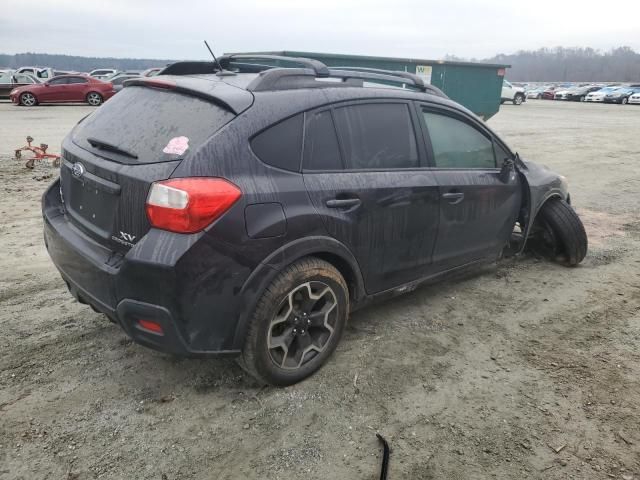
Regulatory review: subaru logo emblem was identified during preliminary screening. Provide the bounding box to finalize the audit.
[71,162,85,178]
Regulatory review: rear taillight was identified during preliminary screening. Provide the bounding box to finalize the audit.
[146,178,241,233]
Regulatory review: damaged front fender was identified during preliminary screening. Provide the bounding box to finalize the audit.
[515,157,569,253]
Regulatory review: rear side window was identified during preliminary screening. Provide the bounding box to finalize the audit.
[251,114,303,171]
[332,103,419,170]
[422,111,496,169]
[72,86,235,164]
[67,77,88,84]
[303,110,343,171]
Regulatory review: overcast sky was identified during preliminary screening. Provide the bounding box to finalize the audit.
[2,0,638,60]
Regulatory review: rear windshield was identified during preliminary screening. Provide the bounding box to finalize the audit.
[72,86,235,164]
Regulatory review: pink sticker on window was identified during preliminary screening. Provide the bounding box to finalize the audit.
[163,136,189,155]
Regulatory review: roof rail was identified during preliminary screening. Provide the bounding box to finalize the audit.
[330,67,446,97]
[221,54,330,77]
[333,66,427,89]
[246,65,447,97]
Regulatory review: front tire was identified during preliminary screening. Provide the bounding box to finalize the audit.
[86,92,103,106]
[240,258,349,386]
[621,97,628,105]
[20,92,37,106]
[532,198,587,266]
[513,94,524,105]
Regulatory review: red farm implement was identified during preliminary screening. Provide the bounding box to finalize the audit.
[14,136,61,169]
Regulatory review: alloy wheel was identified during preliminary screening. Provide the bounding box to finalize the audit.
[267,281,338,370]
[21,93,36,106]
[87,93,102,106]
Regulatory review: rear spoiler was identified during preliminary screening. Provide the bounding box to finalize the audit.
[123,76,253,115]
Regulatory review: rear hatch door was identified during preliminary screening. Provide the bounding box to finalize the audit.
[61,79,252,252]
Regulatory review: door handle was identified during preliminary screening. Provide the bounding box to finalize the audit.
[442,192,464,205]
[326,198,361,209]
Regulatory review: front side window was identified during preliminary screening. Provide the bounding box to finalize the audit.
[332,103,419,170]
[423,111,496,169]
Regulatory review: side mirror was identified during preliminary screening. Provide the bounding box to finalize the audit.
[44,82,50,87]
[499,157,516,183]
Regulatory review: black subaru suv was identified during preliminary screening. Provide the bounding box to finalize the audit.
[42,55,587,386]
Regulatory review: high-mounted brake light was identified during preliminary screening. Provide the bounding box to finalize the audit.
[146,178,242,234]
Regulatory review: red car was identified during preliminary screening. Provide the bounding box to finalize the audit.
[542,86,561,100]
[10,74,115,107]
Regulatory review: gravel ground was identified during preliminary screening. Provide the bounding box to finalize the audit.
[0,99,639,480]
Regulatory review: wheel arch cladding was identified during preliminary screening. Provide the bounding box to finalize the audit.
[309,251,360,306]
[231,238,366,350]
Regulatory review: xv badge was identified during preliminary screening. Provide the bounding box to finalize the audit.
[120,231,136,242]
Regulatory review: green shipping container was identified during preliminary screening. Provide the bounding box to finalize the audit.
[234,51,510,120]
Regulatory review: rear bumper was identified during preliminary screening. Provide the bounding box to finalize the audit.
[42,179,245,357]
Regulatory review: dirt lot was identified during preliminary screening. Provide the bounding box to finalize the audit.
[1,99,639,480]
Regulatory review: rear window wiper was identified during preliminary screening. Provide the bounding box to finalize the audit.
[87,137,138,159]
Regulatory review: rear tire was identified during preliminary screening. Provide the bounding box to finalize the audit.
[621,97,628,105]
[86,92,103,106]
[240,258,349,386]
[513,94,524,105]
[532,198,587,266]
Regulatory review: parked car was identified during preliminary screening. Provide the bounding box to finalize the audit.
[107,71,141,80]
[89,69,117,80]
[15,66,54,79]
[604,87,640,104]
[10,74,115,106]
[585,86,622,103]
[542,86,560,99]
[565,85,602,101]
[141,68,162,77]
[109,73,140,92]
[42,56,587,386]
[628,92,640,104]
[501,80,526,105]
[0,73,40,98]
[526,87,547,99]
[553,88,574,100]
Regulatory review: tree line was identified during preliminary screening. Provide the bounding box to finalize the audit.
[459,47,640,82]
[0,52,178,72]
